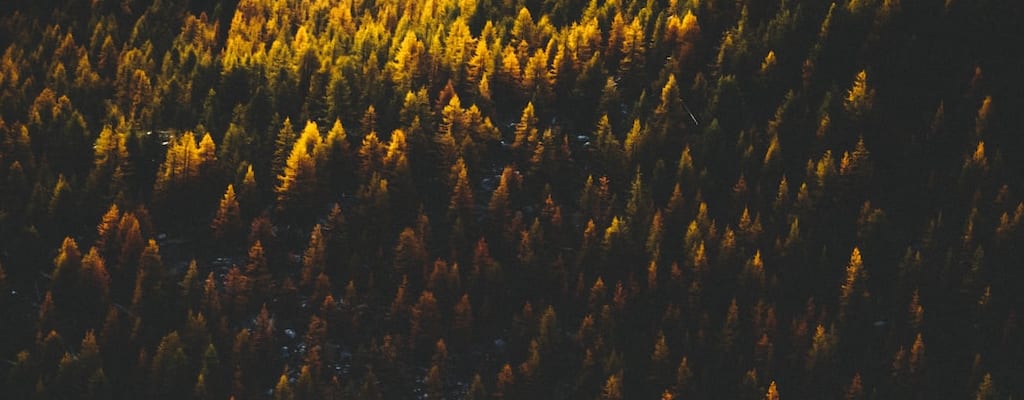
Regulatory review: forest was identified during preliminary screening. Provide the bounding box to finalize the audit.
[0,0,1022,398]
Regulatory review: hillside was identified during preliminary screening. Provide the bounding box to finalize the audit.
[1,0,1022,398]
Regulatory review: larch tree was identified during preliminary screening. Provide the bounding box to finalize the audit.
[909,333,926,375]
[466,373,487,400]
[180,260,202,309]
[496,363,515,398]
[498,43,523,94]
[360,367,383,400]
[394,226,428,278]
[740,250,766,291]
[87,124,129,202]
[301,224,326,287]
[449,157,475,220]
[974,96,992,137]
[48,174,73,219]
[844,70,875,122]
[489,165,517,241]
[651,330,670,367]
[238,164,258,216]
[149,331,190,400]
[201,272,221,323]
[761,50,778,76]
[623,119,647,165]
[246,240,272,303]
[512,102,539,164]
[603,216,629,265]
[839,136,873,182]
[594,114,626,181]
[425,364,443,399]
[625,168,652,235]
[223,266,251,323]
[131,240,167,333]
[154,132,200,198]
[617,16,645,78]
[388,31,425,95]
[95,204,121,258]
[273,372,294,400]
[211,184,242,241]
[845,373,864,400]
[80,247,111,324]
[974,373,995,400]
[50,237,83,331]
[806,324,837,372]
[765,381,780,400]
[600,372,624,400]
[839,247,869,321]
[663,11,701,68]
[118,212,145,274]
[358,130,387,178]
[409,290,440,349]
[276,124,319,217]
[453,293,474,343]
[272,118,297,180]
[720,298,740,353]
[52,236,83,293]
[322,118,352,193]
[197,132,218,178]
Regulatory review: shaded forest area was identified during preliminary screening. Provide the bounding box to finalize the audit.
[1,0,1023,398]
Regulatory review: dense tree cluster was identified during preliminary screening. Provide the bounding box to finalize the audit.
[1,0,1023,398]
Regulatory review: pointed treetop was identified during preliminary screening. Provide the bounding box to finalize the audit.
[765,381,780,400]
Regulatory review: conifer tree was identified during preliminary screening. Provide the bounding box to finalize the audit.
[273,370,294,400]
[301,224,326,287]
[410,290,440,349]
[594,114,626,181]
[765,381,780,400]
[974,373,995,400]
[453,293,474,343]
[360,368,383,400]
[600,372,624,400]
[211,184,242,241]
[273,118,297,180]
[276,123,319,217]
[839,247,869,321]
[844,70,875,122]
[496,363,515,398]
[150,331,190,400]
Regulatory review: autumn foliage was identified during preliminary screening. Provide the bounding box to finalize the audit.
[0,0,1022,399]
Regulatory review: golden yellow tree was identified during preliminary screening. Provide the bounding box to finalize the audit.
[765,381,780,400]
[211,184,242,240]
[844,70,875,121]
[839,247,869,319]
[276,123,319,215]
